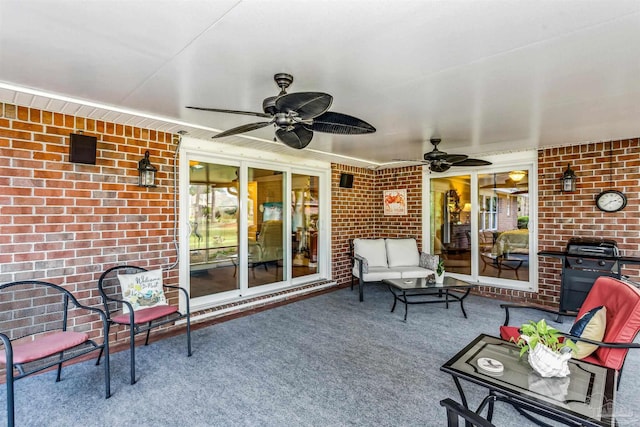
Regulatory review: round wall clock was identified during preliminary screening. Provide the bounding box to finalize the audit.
[595,190,627,212]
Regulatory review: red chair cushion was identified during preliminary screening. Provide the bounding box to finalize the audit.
[112,304,179,325]
[0,331,89,365]
[576,276,640,371]
[500,325,521,343]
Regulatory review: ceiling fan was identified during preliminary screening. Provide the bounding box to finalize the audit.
[396,138,492,172]
[186,73,376,149]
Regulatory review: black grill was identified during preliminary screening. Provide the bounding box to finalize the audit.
[561,238,620,312]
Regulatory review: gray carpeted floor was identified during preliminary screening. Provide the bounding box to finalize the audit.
[2,284,639,426]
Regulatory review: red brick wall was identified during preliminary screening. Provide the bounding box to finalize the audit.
[330,165,424,288]
[537,139,640,305]
[0,103,179,346]
[330,165,376,286]
[374,166,424,248]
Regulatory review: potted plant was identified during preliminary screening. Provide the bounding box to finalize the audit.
[514,319,577,378]
[435,259,445,285]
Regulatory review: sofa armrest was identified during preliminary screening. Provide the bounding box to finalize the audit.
[419,252,439,270]
[353,254,369,275]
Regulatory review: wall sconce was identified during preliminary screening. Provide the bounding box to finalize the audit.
[138,151,157,188]
[561,163,577,192]
[508,170,526,183]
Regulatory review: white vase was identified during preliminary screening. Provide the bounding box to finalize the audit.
[435,272,445,285]
[523,336,571,378]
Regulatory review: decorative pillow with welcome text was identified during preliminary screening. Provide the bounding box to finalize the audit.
[117,269,167,313]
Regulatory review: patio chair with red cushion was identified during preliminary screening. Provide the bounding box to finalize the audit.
[500,276,640,387]
[96,265,191,385]
[0,280,111,427]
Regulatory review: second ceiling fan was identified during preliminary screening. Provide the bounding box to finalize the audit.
[186,73,376,149]
[400,138,492,172]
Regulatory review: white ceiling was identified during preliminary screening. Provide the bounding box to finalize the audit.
[1,0,639,168]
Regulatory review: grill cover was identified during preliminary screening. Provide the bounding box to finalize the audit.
[566,237,619,258]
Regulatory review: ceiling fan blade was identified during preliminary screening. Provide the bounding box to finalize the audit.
[186,106,271,118]
[392,158,427,163]
[212,121,273,139]
[275,92,333,119]
[275,125,314,149]
[310,111,376,134]
[452,158,492,166]
[443,154,469,164]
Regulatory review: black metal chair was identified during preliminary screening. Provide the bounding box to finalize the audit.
[440,398,496,427]
[0,280,111,427]
[96,265,191,384]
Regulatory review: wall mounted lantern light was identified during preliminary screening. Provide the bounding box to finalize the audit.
[138,151,157,188]
[561,163,577,192]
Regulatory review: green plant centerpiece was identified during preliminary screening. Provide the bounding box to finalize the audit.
[436,259,445,276]
[434,258,445,284]
[514,319,577,378]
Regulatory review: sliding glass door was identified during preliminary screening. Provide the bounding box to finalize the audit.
[247,167,286,288]
[291,173,319,279]
[477,171,530,282]
[430,175,472,275]
[188,161,240,299]
[429,168,531,285]
[183,149,328,306]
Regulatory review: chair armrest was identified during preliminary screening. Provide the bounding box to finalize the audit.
[0,332,13,367]
[353,254,369,275]
[163,284,191,313]
[560,333,640,349]
[100,293,136,319]
[500,303,577,326]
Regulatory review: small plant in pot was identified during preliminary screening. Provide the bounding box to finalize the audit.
[435,259,445,284]
[514,319,578,378]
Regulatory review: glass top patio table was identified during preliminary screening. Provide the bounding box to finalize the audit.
[441,334,617,426]
[383,276,477,321]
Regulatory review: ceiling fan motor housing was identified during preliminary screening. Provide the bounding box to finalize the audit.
[262,96,277,115]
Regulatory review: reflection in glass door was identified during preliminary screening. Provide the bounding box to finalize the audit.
[188,162,239,298]
[477,171,530,282]
[247,167,286,288]
[292,174,319,278]
[430,175,471,275]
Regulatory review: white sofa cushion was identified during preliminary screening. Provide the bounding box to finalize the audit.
[395,266,434,279]
[386,238,420,267]
[353,238,388,267]
[357,266,399,282]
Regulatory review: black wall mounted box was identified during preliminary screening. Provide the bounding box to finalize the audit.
[339,173,354,188]
[69,133,97,164]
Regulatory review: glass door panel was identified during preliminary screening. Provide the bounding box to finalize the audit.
[477,171,529,282]
[430,175,471,275]
[247,167,286,288]
[291,173,319,278]
[188,162,239,298]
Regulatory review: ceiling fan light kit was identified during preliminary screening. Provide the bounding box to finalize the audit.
[508,170,526,183]
[186,73,375,149]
